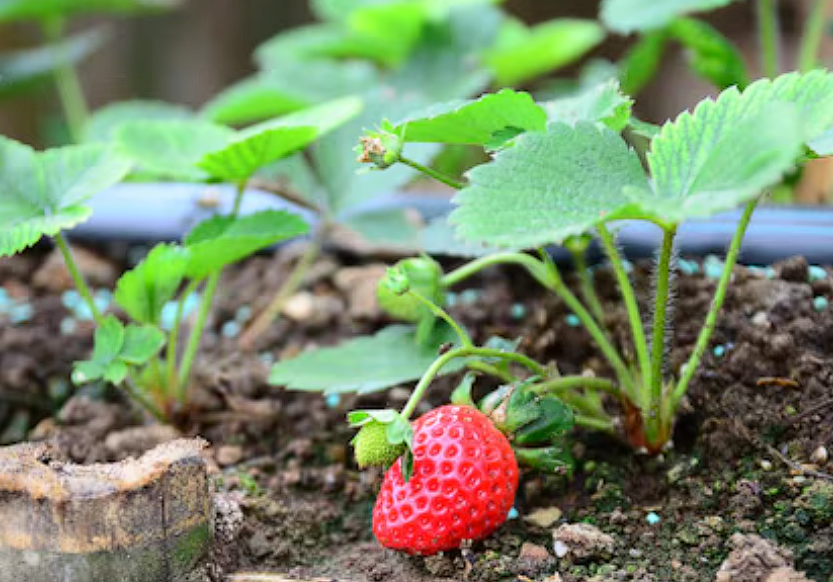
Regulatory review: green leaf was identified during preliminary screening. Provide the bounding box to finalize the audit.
[0,28,107,98]
[200,75,308,126]
[269,324,462,394]
[120,324,166,364]
[103,361,128,384]
[0,139,132,257]
[184,210,309,279]
[668,17,749,90]
[0,0,181,22]
[385,89,547,145]
[255,24,345,65]
[483,18,604,86]
[198,96,362,182]
[92,315,126,363]
[311,2,427,68]
[601,0,738,34]
[85,100,192,143]
[618,30,668,95]
[116,119,234,181]
[541,79,633,131]
[644,72,833,222]
[114,244,190,325]
[450,122,649,248]
[72,360,105,384]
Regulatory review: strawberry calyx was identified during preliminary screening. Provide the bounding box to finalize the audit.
[348,409,412,469]
[452,375,575,474]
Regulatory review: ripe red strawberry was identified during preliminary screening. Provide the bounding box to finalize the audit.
[372,405,519,555]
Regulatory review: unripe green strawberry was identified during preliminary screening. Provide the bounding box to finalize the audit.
[377,257,444,322]
[353,421,406,468]
[372,405,519,555]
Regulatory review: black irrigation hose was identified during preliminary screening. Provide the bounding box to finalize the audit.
[75,183,833,265]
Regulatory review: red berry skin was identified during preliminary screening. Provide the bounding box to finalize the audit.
[372,405,519,555]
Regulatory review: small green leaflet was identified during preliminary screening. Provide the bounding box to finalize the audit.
[116,97,362,182]
[383,89,547,146]
[183,210,309,279]
[85,100,193,143]
[0,28,107,98]
[600,0,738,34]
[0,0,180,22]
[483,18,604,86]
[72,316,166,386]
[450,72,833,248]
[114,244,190,325]
[0,138,132,257]
[541,79,633,131]
[269,324,463,394]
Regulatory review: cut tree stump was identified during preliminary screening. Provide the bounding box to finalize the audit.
[0,438,212,582]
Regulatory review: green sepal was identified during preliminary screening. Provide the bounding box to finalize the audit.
[450,373,477,407]
[513,395,575,445]
[349,409,411,469]
[513,443,574,475]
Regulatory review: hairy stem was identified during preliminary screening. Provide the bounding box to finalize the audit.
[648,226,677,408]
[399,156,465,189]
[597,225,651,398]
[466,360,515,383]
[758,0,781,78]
[574,414,616,433]
[400,347,548,420]
[177,272,220,403]
[540,254,636,399]
[54,233,103,325]
[43,18,90,143]
[124,372,166,422]
[238,234,324,349]
[231,180,247,216]
[671,199,757,410]
[798,0,828,72]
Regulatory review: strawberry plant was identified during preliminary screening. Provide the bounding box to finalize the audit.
[0,96,369,420]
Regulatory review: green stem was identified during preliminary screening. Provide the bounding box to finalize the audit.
[540,255,636,399]
[798,0,828,72]
[166,278,201,392]
[648,226,677,409]
[406,289,472,348]
[54,233,103,325]
[597,224,652,397]
[531,375,619,398]
[758,0,781,78]
[466,360,515,383]
[400,346,548,420]
[124,372,166,422]
[574,414,616,433]
[177,272,220,403]
[238,234,323,349]
[399,156,465,189]
[232,180,247,216]
[671,199,757,411]
[441,252,550,288]
[568,244,606,325]
[42,18,90,143]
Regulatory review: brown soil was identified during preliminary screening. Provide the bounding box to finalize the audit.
[2,245,833,582]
